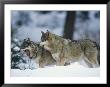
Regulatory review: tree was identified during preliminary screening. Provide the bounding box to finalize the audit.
[63,11,76,40]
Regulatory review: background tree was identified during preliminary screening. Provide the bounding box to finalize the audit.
[63,11,76,40]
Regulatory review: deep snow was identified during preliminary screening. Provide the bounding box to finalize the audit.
[11,62,100,77]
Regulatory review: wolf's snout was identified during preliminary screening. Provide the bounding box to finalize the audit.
[29,57,33,59]
[40,42,45,46]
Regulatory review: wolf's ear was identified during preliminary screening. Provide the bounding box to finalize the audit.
[41,31,44,35]
[27,38,30,41]
[46,30,49,36]
[24,39,26,41]
[46,30,49,33]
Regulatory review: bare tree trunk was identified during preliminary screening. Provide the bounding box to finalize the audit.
[63,11,76,40]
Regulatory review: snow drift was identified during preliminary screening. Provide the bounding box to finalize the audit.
[11,62,100,77]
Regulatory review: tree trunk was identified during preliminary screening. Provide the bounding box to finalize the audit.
[63,11,76,40]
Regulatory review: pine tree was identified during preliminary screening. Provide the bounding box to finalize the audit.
[11,40,25,69]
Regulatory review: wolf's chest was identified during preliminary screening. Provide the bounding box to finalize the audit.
[32,56,40,64]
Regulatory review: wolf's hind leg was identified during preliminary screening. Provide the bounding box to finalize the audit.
[84,58,93,68]
[85,52,99,68]
[60,57,67,66]
[39,63,45,68]
[56,58,66,66]
[39,58,45,68]
[92,59,99,68]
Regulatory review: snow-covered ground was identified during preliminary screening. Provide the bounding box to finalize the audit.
[11,62,100,77]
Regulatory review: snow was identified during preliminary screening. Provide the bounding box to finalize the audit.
[13,47,20,51]
[11,62,100,77]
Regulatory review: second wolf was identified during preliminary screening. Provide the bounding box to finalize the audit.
[20,38,56,68]
[40,30,100,68]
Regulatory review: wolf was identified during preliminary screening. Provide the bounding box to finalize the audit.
[20,38,56,68]
[40,30,100,68]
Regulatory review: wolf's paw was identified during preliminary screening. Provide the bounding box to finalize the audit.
[64,62,70,66]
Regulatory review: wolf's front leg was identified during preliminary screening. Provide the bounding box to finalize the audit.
[56,61,61,66]
[38,58,45,68]
[56,58,65,66]
[60,58,66,66]
[39,63,45,68]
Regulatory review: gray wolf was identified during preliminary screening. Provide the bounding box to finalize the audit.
[40,30,100,68]
[20,38,56,68]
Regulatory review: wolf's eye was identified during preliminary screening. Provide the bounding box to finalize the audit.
[24,49,30,56]
[24,49,28,52]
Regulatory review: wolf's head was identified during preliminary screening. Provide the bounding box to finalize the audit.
[40,30,69,52]
[41,30,63,42]
[20,38,32,49]
[40,30,55,51]
[21,38,39,59]
[41,30,52,42]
